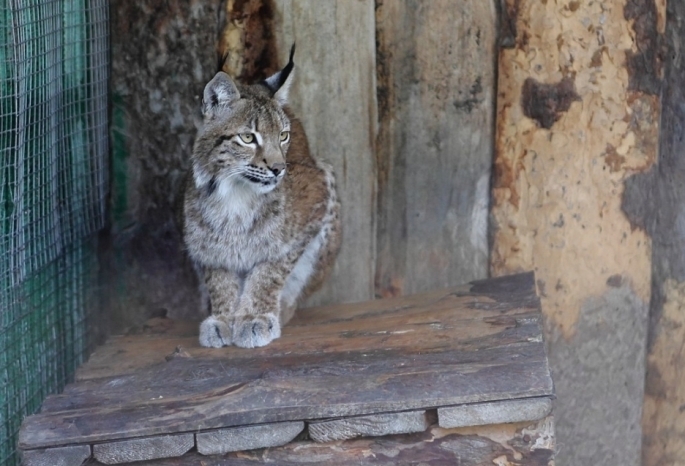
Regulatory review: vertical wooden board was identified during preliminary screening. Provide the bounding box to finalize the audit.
[634,1,685,463]
[374,0,496,298]
[107,0,224,331]
[272,0,377,306]
[490,0,663,465]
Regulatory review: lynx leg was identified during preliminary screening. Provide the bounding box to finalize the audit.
[198,268,242,348]
[231,261,289,348]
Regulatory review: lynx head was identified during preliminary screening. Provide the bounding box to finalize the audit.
[192,46,295,195]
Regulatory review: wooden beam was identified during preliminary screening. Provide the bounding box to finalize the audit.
[632,1,685,464]
[491,0,663,464]
[271,0,378,306]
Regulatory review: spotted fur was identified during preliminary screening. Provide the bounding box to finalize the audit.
[183,56,341,348]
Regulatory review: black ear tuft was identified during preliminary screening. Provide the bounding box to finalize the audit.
[217,51,229,74]
[263,43,295,96]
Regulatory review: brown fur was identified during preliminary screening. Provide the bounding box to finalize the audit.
[183,63,341,348]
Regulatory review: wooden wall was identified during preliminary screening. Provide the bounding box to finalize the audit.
[106,0,495,325]
[106,1,685,464]
[631,1,685,463]
[491,0,663,465]
[272,0,378,305]
[374,1,494,298]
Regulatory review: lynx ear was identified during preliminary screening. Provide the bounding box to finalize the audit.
[202,72,240,116]
[263,44,295,106]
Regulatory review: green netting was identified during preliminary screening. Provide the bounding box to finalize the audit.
[0,1,108,465]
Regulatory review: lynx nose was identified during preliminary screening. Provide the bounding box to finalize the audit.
[270,162,286,176]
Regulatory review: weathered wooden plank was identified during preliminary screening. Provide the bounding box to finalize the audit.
[42,275,543,409]
[76,272,540,380]
[23,339,550,449]
[438,397,552,428]
[196,422,304,455]
[630,1,685,464]
[21,445,91,466]
[490,1,661,465]
[92,434,194,464]
[374,0,496,298]
[85,418,555,466]
[308,411,429,443]
[74,321,198,382]
[272,0,377,306]
[19,273,552,450]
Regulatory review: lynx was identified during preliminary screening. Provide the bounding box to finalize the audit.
[183,48,341,348]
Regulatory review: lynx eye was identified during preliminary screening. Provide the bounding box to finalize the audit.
[238,133,255,144]
[280,131,290,143]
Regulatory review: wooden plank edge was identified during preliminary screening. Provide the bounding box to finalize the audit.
[18,384,555,450]
[196,421,304,455]
[81,417,556,465]
[308,410,430,442]
[20,444,91,466]
[92,433,194,464]
[438,396,553,428]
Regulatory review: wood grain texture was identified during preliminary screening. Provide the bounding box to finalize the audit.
[491,1,661,465]
[374,0,496,298]
[636,3,685,463]
[92,434,194,464]
[19,273,553,451]
[438,397,552,428]
[84,418,555,466]
[105,0,223,331]
[21,445,91,466]
[196,422,304,455]
[271,0,377,306]
[308,411,429,443]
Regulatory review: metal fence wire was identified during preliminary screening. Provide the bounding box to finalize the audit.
[0,1,108,465]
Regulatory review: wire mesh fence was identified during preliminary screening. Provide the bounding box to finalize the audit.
[0,1,108,465]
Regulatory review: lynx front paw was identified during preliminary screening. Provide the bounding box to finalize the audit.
[231,313,281,348]
[199,315,232,348]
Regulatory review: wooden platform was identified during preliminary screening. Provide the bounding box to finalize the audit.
[19,272,555,465]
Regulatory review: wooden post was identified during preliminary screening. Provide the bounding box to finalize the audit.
[629,1,685,464]
[491,0,663,464]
